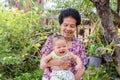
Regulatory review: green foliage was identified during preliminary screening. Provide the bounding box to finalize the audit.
[52,0,98,21]
[0,69,43,80]
[87,21,115,56]
[0,3,58,79]
[83,63,119,80]
[87,22,103,56]
[83,65,105,80]
[0,7,39,64]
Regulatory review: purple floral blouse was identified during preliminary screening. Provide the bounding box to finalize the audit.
[40,34,87,80]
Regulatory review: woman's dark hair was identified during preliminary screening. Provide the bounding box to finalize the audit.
[59,8,81,26]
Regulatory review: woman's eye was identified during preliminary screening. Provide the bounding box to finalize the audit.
[70,25,75,28]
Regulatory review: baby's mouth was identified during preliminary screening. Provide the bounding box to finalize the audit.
[60,51,65,54]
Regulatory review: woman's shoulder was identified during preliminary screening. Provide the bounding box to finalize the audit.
[46,33,56,41]
[47,33,55,38]
[73,38,83,45]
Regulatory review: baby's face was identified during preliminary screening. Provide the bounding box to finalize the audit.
[53,39,68,56]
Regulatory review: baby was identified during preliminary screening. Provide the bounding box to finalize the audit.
[40,34,82,80]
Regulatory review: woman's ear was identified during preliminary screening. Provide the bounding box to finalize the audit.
[76,27,78,38]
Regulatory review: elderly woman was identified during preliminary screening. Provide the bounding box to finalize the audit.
[40,8,87,80]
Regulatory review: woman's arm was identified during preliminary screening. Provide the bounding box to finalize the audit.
[75,65,85,80]
[47,57,72,70]
[70,52,85,80]
[70,52,82,67]
[40,54,72,70]
[40,53,52,69]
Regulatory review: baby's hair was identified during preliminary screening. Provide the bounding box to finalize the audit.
[52,34,66,45]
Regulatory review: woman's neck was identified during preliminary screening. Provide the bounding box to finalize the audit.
[60,33,73,41]
[65,37,73,48]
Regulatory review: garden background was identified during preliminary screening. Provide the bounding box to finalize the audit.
[0,0,120,80]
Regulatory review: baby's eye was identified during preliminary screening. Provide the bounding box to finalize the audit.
[63,45,66,47]
[57,47,60,49]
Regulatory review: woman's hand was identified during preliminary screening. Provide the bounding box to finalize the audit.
[41,55,72,70]
[58,57,72,70]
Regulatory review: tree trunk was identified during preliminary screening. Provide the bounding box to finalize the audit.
[91,0,120,75]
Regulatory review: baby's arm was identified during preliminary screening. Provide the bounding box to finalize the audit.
[40,53,52,69]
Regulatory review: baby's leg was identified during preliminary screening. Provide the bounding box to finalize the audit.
[62,70,75,80]
[50,71,62,80]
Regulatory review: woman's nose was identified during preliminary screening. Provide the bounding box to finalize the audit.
[66,25,71,30]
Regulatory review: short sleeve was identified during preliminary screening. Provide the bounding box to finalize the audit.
[39,35,54,57]
[69,39,87,66]
[79,42,87,65]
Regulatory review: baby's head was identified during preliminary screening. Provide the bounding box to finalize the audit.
[52,34,68,56]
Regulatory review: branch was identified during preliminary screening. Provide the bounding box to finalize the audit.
[117,0,120,13]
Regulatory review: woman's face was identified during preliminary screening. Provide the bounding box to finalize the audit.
[60,17,76,38]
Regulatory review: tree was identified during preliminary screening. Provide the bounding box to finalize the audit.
[91,0,120,75]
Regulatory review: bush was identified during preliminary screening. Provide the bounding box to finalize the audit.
[0,4,56,79]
